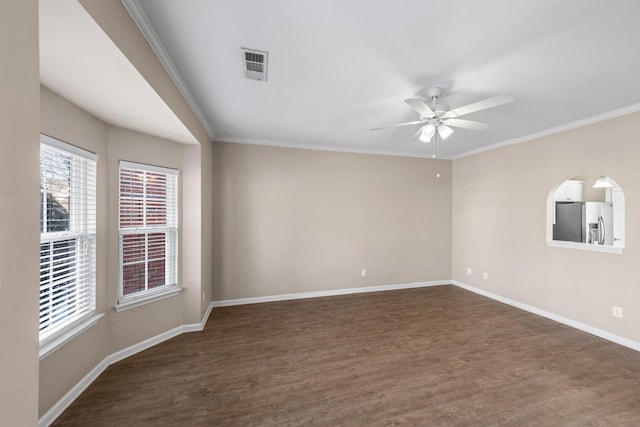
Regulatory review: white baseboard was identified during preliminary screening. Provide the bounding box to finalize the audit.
[183,302,215,333]
[40,281,640,427]
[38,301,216,427]
[38,357,110,427]
[106,325,184,368]
[212,280,449,307]
[452,280,640,352]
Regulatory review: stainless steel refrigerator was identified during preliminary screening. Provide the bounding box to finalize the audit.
[585,202,613,245]
[553,201,613,245]
[553,202,585,242]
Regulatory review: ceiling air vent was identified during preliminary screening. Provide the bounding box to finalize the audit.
[241,47,268,81]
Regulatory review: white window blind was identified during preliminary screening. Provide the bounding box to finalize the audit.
[39,135,97,344]
[118,161,178,302]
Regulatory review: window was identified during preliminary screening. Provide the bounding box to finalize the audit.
[39,135,97,344]
[118,161,178,305]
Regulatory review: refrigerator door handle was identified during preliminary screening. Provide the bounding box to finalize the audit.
[598,215,605,245]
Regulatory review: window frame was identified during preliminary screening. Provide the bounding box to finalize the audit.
[117,160,179,310]
[39,134,98,349]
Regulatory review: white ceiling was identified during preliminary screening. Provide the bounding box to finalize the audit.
[39,0,198,145]
[39,1,640,157]
[125,0,640,159]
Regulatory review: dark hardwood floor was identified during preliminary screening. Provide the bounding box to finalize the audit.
[52,285,640,426]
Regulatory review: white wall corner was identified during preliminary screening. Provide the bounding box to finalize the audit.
[183,301,215,333]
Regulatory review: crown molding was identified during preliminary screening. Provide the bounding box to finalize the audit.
[453,102,640,160]
[121,0,216,140]
[215,136,453,160]
[118,1,640,160]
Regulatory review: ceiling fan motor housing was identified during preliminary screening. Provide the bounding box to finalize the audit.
[427,87,443,99]
[432,104,450,115]
[426,88,449,116]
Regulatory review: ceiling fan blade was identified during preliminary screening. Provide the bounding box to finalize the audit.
[370,120,424,131]
[404,98,435,117]
[448,94,514,117]
[444,118,490,131]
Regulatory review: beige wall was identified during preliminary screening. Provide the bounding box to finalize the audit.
[182,144,203,324]
[0,0,40,425]
[79,0,210,145]
[39,86,110,416]
[23,3,640,421]
[105,126,186,350]
[38,87,212,418]
[452,111,640,343]
[201,140,214,316]
[35,0,216,417]
[181,140,215,322]
[212,142,452,301]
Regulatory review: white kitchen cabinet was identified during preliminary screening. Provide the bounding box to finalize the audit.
[555,180,583,202]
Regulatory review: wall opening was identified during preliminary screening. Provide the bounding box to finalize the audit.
[546,174,625,254]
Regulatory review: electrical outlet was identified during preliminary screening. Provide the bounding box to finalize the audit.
[612,306,623,318]
[482,272,488,280]
[466,267,472,276]
[361,269,366,278]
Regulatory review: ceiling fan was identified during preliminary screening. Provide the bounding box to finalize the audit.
[372,87,514,143]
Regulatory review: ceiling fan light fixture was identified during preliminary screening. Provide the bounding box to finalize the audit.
[593,175,613,188]
[438,124,453,140]
[419,124,435,142]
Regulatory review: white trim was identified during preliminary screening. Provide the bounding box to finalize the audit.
[39,313,105,360]
[37,325,183,427]
[121,0,216,140]
[546,240,624,254]
[216,100,640,160]
[38,356,109,427]
[183,302,215,333]
[39,302,215,427]
[451,280,640,352]
[215,136,453,160]
[115,287,182,312]
[212,280,449,307]
[39,278,640,427]
[182,302,213,333]
[119,0,640,160]
[107,325,184,365]
[452,102,640,159]
[215,280,640,354]
[41,133,98,161]
[101,3,640,162]
[118,160,179,176]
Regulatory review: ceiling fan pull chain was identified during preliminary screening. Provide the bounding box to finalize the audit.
[432,135,436,159]
[437,135,441,178]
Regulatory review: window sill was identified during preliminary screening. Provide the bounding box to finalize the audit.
[39,313,105,360]
[546,240,624,254]
[115,287,182,312]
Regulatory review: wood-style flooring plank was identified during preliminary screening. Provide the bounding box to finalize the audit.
[52,285,640,426]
